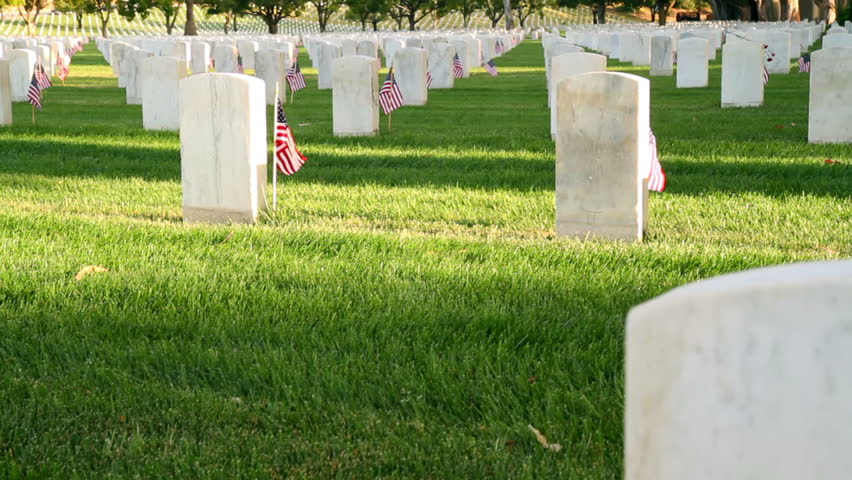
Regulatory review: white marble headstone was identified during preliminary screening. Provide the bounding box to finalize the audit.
[332,55,378,137]
[626,260,852,480]
[555,72,649,242]
[179,73,267,224]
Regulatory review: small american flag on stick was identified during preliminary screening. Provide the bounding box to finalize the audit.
[379,67,404,115]
[27,71,42,110]
[762,65,769,86]
[274,93,307,176]
[798,52,811,73]
[57,56,69,82]
[426,70,432,88]
[236,55,245,74]
[452,54,464,78]
[482,56,498,76]
[35,63,51,90]
[647,130,666,192]
[495,39,504,55]
[287,60,306,92]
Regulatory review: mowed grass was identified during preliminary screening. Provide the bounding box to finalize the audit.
[0,40,850,478]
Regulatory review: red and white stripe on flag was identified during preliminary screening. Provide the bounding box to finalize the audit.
[452,55,464,79]
[426,71,432,88]
[274,99,307,176]
[379,71,403,115]
[647,130,666,192]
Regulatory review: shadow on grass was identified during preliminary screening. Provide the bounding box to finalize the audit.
[2,135,849,199]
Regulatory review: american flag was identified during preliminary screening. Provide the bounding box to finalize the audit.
[672,51,678,65]
[495,39,504,55]
[209,57,215,70]
[286,60,306,91]
[762,44,773,85]
[27,71,42,110]
[482,56,498,77]
[35,63,51,90]
[274,95,307,175]
[647,130,666,192]
[57,56,69,81]
[426,70,432,88]
[379,67,403,115]
[798,52,811,73]
[236,55,244,74]
[452,54,464,79]
[762,65,769,86]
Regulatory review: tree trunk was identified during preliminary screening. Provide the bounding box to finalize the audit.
[504,0,514,29]
[597,0,606,23]
[185,0,197,35]
[408,12,417,30]
[371,19,379,30]
[491,18,498,27]
[267,19,278,34]
[234,14,239,31]
[361,18,366,30]
[76,12,83,29]
[463,13,470,27]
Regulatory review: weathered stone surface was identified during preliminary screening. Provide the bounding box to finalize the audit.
[550,52,607,138]
[0,59,11,126]
[555,72,649,242]
[317,42,342,90]
[254,49,288,105]
[721,39,764,108]
[808,47,852,144]
[212,45,238,73]
[427,42,455,89]
[8,49,36,102]
[650,35,673,76]
[125,49,153,105]
[393,47,428,106]
[332,55,378,137]
[141,56,187,130]
[179,73,267,224]
[676,37,708,88]
[626,260,852,480]
[191,42,211,75]
[236,40,258,69]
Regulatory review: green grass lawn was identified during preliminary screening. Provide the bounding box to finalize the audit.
[0,40,849,478]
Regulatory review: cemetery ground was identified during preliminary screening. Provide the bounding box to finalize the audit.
[0,40,850,478]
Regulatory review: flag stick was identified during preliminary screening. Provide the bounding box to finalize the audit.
[388,112,392,131]
[273,82,280,211]
[273,159,278,211]
[31,105,35,125]
[290,87,294,104]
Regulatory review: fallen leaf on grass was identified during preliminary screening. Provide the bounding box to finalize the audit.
[216,231,234,245]
[825,159,842,165]
[298,123,312,127]
[528,425,562,452]
[773,125,785,129]
[790,122,797,127]
[819,246,837,255]
[75,265,108,281]
[527,376,539,383]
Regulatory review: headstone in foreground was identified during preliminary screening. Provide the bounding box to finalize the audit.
[179,73,267,224]
[555,72,649,242]
[626,260,852,480]
[550,52,607,139]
